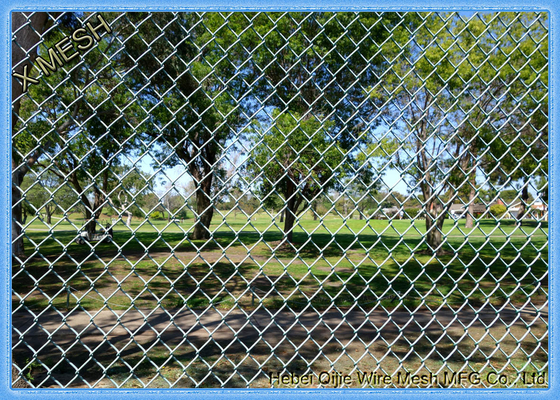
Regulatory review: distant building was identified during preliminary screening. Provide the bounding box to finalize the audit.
[449,200,548,221]
[449,204,467,219]
[369,206,404,219]
[448,203,487,219]
[503,201,547,220]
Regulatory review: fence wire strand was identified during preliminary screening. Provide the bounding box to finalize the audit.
[11,11,548,389]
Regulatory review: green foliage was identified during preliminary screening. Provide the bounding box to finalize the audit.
[404,208,422,218]
[14,12,147,231]
[490,204,507,218]
[117,13,252,171]
[24,358,42,382]
[149,211,163,220]
[12,11,548,244]
[21,174,79,219]
[248,110,345,216]
[365,12,547,250]
[498,190,534,206]
[176,209,189,219]
[130,204,145,218]
[246,13,404,148]
[472,13,548,191]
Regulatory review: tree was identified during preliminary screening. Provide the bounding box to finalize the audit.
[238,194,261,216]
[112,13,255,240]
[369,12,547,253]
[14,13,146,239]
[448,13,548,228]
[160,183,187,221]
[113,12,406,239]
[243,12,409,230]
[20,172,78,224]
[313,194,332,218]
[248,12,404,146]
[142,193,164,217]
[369,13,466,254]
[248,111,345,242]
[479,13,548,224]
[12,12,51,257]
[494,189,534,206]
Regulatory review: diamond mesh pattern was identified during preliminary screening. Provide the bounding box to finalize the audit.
[11,11,548,389]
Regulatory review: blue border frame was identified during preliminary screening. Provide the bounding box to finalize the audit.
[1,0,556,398]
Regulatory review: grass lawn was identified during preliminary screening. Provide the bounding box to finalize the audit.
[12,212,548,388]
[14,213,548,312]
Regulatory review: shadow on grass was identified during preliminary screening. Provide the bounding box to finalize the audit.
[14,225,547,313]
[12,306,548,388]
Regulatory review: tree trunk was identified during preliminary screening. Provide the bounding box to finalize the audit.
[426,222,442,253]
[46,206,52,224]
[284,179,297,243]
[126,212,132,227]
[425,206,446,255]
[11,13,49,259]
[280,209,284,223]
[465,181,476,229]
[12,12,48,376]
[464,147,478,229]
[191,178,214,240]
[518,180,530,225]
[12,168,25,258]
[78,173,108,236]
[78,189,97,236]
[284,211,296,243]
[12,13,48,123]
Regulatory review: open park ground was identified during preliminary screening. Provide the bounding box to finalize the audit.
[12,213,548,388]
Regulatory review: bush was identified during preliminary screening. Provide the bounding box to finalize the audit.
[404,208,421,218]
[490,204,507,218]
[149,211,163,220]
[176,209,189,219]
[384,211,397,219]
[366,210,383,219]
[131,204,145,218]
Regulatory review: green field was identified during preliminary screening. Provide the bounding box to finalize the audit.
[14,213,548,312]
[12,213,548,388]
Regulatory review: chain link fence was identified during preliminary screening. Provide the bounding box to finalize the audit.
[11,11,548,389]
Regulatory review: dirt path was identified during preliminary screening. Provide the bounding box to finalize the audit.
[12,302,548,388]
